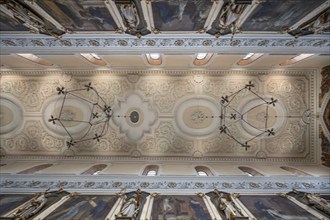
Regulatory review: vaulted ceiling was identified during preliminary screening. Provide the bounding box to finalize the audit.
[0,0,329,165]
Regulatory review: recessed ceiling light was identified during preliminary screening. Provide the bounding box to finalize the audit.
[145,53,162,65]
[80,53,107,66]
[196,53,208,60]
[90,53,101,60]
[291,53,314,61]
[237,53,264,66]
[16,53,53,66]
[149,53,160,60]
[279,53,314,66]
[242,53,254,60]
[16,53,40,60]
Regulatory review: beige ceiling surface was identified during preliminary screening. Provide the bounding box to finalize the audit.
[40,55,94,68]
[0,70,317,164]
[0,0,328,167]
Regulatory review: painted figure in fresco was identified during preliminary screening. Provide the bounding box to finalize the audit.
[305,193,330,215]
[218,2,244,33]
[3,0,64,37]
[289,9,330,38]
[117,189,141,219]
[13,193,47,219]
[213,190,247,220]
[153,0,208,25]
[8,1,43,29]
[120,3,140,31]
[190,198,212,220]
[153,0,188,23]
[287,189,330,216]
[255,200,310,220]
[12,188,63,220]
[162,197,173,214]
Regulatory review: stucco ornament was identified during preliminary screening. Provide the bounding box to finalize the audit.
[112,93,157,142]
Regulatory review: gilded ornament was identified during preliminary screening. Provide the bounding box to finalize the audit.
[118,39,128,46]
[60,40,72,46]
[113,181,123,187]
[195,182,205,188]
[31,40,44,46]
[3,40,17,46]
[84,182,95,188]
[146,39,155,46]
[167,182,177,188]
[89,40,100,46]
[174,40,184,46]
[202,39,212,46]
[140,182,149,188]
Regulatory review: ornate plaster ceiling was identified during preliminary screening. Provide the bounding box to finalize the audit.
[0,0,328,165]
[0,69,318,164]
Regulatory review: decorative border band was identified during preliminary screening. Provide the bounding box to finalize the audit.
[0,35,329,53]
[0,175,329,193]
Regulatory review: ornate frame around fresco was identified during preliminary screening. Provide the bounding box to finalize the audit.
[1,189,329,220]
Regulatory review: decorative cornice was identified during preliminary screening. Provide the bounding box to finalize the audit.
[0,68,317,76]
[0,174,329,193]
[0,154,319,165]
[0,34,329,54]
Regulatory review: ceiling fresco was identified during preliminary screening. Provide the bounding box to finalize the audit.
[0,12,28,31]
[0,0,328,37]
[35,0,118,32]
[0,1,328,167]
[151,0,213,31]
[241,0,327,32]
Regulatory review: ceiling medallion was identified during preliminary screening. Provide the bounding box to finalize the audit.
[48,83,112,148]
[219,81,277,150]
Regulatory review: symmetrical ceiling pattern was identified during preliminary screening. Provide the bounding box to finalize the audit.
[0,1,328,166]
[0,70,317,164]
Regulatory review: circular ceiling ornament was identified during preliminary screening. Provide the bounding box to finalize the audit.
[175,97,219,138]
[125,108,144,127]
[43,97,92,136]
[0,96,23,135]
[112,93,157,142]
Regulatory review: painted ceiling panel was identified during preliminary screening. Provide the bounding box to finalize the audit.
[35,0,118,31]
[0,11,28,31]
[241,0,327,32]
[151,0,213,31]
